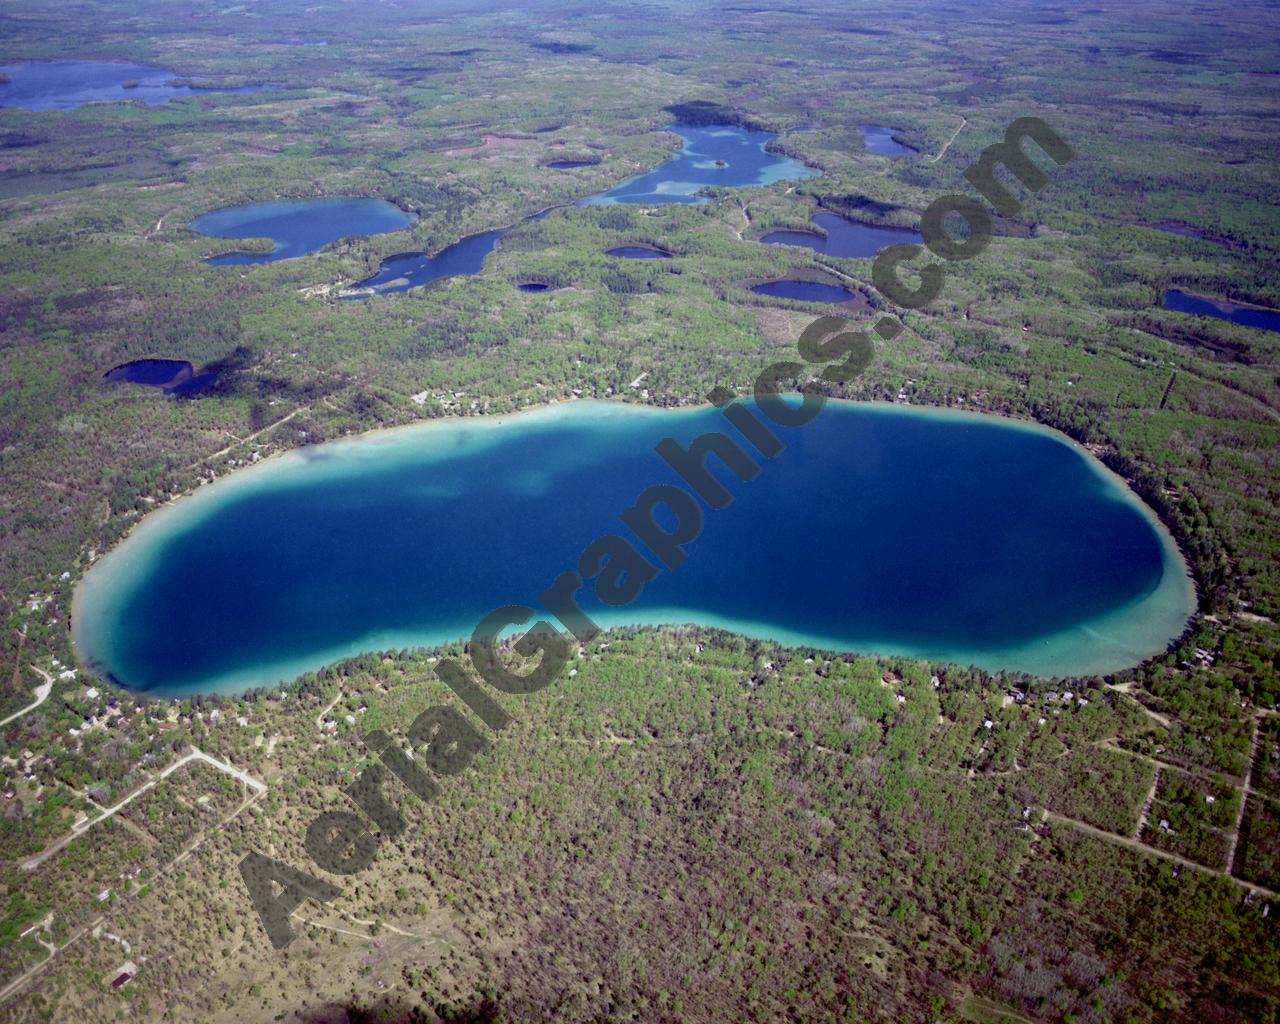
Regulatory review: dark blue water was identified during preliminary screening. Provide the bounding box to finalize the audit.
[861,125,916,157]
[348,227,509,295]
[1163,290,1280,334]
[103,359,217,395]
[761,212,922,259]
[751,280,855,303]
[607,245,672,259]
[104,359,191,387]
[0,60,273,111]
[583,124,816,205]
[166,373,218,396]
[75,401,1192,695]
[518,282,551,292]
[191,197,416,265]
[546,160,596,169]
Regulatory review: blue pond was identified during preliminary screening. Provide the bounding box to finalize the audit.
[74,401,1194,696]
[104,358,216,396]
[861,125,916,157]
[762,211,922,259]
[751,280,855,303]
[0,60,272,111]
[191,197,416,265]
[1162,289,1280,335]
[607,245,672,259]
[582,123,817,206]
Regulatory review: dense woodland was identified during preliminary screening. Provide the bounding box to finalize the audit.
[0,0,1278,1021]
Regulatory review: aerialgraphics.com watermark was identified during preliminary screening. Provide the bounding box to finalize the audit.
[240,115,1075,949]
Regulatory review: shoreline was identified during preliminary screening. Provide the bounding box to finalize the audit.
[72,397,1198,698]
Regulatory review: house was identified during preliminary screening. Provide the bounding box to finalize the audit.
[108,960,137,989]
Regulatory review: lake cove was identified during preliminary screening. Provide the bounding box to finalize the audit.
[582,123,817,205]
[0,60,272,111]
[1162,289,1280,335]
[761,211,923,259]
[347,124,817,296]
[191,198,416,265]
[861,124,916,157]
[74,400,1195,697]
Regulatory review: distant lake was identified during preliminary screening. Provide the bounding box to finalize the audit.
[607,245,672,259]
[74,401,1194,696]
[761,211,922,258]
[0,60,273,111]
[546,159,597,169]
[191,197,416,265]
[751,279,855,303]
[1162,289,1280,334]
[861,125,916,157]
[582,123,817,205]
[347,124,816,296]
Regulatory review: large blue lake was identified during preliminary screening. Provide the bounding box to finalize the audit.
[0,60,272,111]
[74,401,1194,696]
[583,124,817,205]
[190,198,416,264]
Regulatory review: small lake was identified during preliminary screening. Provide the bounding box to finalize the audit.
[546,159,597,169]
[104,358,216,395]
[761,211,922,259]
[0,60,273,111]
[582,123,817,205]
[751,279,855,303]
[1162,290,1280,335]
[74,401,1194,696]
[607,245,672,259]
[518,282,552,292]
[861,125,916,157]
[191,197,416,265]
